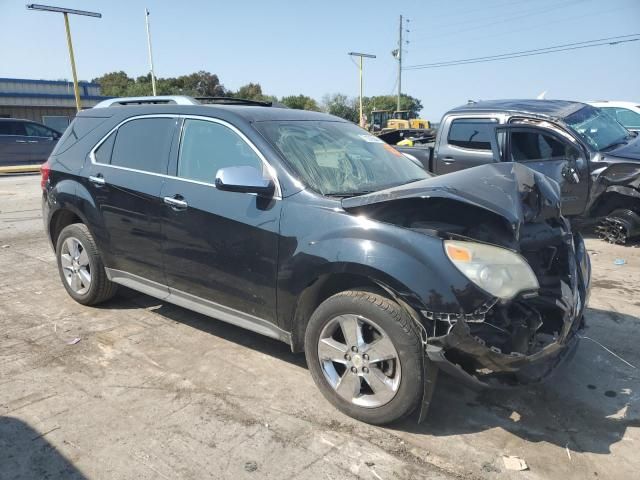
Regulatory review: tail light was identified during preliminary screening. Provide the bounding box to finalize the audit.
[40,160,51,190]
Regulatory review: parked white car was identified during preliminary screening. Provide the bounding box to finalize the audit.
[588,101,640,132]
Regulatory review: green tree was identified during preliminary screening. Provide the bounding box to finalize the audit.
[92,71,134,96]
[280,94,320,111]
[322,93,358,122]
[362,94,423,119]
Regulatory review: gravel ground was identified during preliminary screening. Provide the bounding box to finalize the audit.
[1,174,639,480]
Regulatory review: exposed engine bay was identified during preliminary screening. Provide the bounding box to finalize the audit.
[342,163,589,386]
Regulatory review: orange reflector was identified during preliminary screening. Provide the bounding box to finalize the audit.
[446,244,472,262]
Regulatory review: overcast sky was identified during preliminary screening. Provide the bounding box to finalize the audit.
[1,0,638,119]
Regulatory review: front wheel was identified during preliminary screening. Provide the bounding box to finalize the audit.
[305,290,424,425]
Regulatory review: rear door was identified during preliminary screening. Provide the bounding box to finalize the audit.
[497,125,589,216]
[434,117,498,174]
[160,117,281,324]
[0,121,31,166]
[83,115,179,286]
[23,122,60,164]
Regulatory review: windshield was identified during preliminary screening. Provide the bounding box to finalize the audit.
[564,105,630,151]
[255,120,430,196]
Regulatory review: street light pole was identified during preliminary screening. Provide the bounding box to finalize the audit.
[26,4,102,112]
[145,8,157,96]
[348,52,376,127]
[62,13,81,111]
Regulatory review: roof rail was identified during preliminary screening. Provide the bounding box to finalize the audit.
[195,96,272,107]
[93,95,201,108]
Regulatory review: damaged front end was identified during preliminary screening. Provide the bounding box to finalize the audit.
[343,162,590,388]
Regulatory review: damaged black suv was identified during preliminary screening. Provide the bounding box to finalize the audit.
[42,96,591,424]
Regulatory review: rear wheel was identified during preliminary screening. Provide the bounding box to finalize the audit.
[305,290,424,425]
[56,223,117,305]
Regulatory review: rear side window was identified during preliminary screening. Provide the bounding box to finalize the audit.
[0,121,26,136]
[177,119,262,183]
[448,119,497,150]
[110,118,175,174]
[24,123,55,137]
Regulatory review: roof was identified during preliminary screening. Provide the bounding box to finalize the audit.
[80,103,345,123]
[450,99,587,119]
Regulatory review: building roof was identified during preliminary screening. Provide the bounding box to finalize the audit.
[450,99,587,119]
[0,77,109,108]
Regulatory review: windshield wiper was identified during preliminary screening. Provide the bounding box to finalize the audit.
[324,190,377,198]
[600,139,629,151]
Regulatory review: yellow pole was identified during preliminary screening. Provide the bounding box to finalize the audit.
[63,13,82,112]
[359,56,363,126]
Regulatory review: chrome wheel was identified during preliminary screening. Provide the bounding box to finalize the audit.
[60,236,91,295]
[318,314,401,408]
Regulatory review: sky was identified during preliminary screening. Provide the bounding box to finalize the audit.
[1,0,639,119]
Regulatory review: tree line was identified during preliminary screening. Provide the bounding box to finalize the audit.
[93,70,423,122]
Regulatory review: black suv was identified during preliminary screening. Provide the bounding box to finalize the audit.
[42,96,590,424]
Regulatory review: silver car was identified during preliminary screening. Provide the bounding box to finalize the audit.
[0,118,61,167]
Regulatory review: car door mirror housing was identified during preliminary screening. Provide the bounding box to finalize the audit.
[215,165,275,196]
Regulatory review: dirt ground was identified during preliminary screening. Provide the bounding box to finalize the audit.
[1,174,639,480]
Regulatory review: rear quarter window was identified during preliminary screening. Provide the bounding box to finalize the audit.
[447,118,497,150]
[52,116,109,155]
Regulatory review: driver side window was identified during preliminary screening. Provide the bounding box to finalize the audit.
[177,119,263,184]
[510,131,580,162]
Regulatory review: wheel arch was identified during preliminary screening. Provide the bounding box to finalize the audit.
[288,265,420,353]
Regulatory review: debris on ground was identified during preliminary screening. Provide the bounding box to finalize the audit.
[365,461,375,467]
[502,456,528,471]
[244,461,258,472]
[566,444,572,461]
[1,244,9,248]
[614,258,626,265]
[67,337,81,345]
[482,462,501,473]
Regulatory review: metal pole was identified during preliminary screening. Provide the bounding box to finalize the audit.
[397,15,402,112]
[145,8,157,96]
[359,56,364,126]
[63,12,82,112]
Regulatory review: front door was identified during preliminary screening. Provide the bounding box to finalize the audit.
[23,122,59,164]
[500,126,589,216]
[82,116,178,285]
[160,117,281,324]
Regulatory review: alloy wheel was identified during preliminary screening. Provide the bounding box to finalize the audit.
[317,314,401,408]
[60,237,91,295]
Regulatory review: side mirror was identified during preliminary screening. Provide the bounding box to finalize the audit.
[215,165,275,196]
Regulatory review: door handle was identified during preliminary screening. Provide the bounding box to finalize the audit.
[27,140,38,144]
[15,139,26,143]
[163,196,188,210]
[442,157,456,163]
[89,175,106,186]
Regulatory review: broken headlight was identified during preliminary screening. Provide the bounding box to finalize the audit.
[444,240,539,300]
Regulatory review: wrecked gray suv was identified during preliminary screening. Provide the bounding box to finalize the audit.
[43,98,590,424]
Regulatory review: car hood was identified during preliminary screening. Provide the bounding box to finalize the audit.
[606,135,640,161]
[341,162,562,240]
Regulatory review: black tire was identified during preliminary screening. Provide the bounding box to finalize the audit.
[305,290,424,425]
[55,223,117,305]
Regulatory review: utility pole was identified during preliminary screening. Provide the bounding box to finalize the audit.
[348,52,376,127]
[26,4,102,112]
[397,14,402,111]
[145,8,157,96]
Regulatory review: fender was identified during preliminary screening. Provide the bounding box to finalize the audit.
[276,193,492,334]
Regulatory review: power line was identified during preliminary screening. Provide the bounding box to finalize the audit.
[410,0,582,44]
[403,34,640,70]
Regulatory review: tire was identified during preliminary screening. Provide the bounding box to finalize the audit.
[55,223,117,305]
[305,290,424,425]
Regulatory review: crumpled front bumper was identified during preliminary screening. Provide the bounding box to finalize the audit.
[424,233,590,388]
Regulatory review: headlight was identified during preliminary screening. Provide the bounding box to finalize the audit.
[444,240,539,300]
